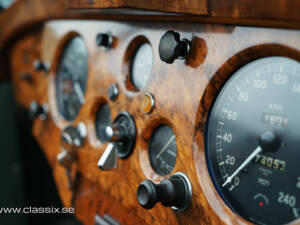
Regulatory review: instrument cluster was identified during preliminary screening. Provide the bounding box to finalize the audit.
[10,20,300,225]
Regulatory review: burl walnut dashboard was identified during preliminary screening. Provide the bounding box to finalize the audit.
[1,1,300,225]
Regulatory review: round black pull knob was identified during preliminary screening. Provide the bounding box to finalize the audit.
[33,60,50,72]
[137,172,192,212]
[158,30,190,64]
[96,33,113,49]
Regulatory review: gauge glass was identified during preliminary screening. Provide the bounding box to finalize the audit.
[95,103,111,143]
[56,36,88,121]
[149,125,177,176]
[130,43,153,90]
[206,57,300,225]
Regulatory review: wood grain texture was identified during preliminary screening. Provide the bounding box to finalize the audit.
[68,0,300,23]
[1,0,300,54]
[8,20,300,225]
[68,0,209,15]
[0,0,69,50]
[211,0,300,21]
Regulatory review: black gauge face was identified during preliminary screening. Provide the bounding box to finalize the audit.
[206,57,300,225]
[130,43,153,90]
[56,36,88,121]
[149,126,177,176]
[95,103,111,142]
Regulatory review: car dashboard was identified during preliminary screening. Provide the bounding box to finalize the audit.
[1,1,300,225]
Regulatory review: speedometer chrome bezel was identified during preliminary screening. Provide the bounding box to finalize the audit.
[193,45,300,225]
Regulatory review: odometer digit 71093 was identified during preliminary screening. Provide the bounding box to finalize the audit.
[206,57,300,225]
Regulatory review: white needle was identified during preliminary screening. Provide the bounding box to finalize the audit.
[223,146,262,187]
[73,81,85,104]
[155,135,175,159]
[293,207,299,218]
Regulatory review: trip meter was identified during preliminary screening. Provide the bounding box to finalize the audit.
[206,57,300,225]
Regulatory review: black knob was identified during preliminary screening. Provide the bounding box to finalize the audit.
[33,60,50,72]
[158,31,190,64]
[96,33,113,49]
[259,131,281,152]
[28,101,48,120]
[137,173,192,212]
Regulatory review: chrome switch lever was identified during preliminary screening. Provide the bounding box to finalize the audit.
[57,123,86,190]
[97,112,136,171]
[97,143,117,170]
[57,150,75,189]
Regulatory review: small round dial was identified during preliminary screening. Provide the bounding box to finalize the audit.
[206,57,300,225]
[130,43,153,90]
[149,126,177,176]
[56,36,88,121]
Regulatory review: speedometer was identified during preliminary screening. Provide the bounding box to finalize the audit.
[56,36,88,121]
[206,57,300,225]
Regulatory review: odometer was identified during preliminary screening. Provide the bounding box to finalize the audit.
[206,57,300,225]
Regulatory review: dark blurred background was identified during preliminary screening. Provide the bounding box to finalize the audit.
[0,83,82,225]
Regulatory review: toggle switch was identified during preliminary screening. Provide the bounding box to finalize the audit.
[98,112,136,170]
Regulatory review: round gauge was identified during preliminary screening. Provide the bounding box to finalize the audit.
[95,103,111,142]
[206,57,300,225]
[149,125,177,176]
[56,36,88,121]
[130,43,153,90]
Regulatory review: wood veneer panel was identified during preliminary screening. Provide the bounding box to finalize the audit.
[211,0,300,21]
[68,0,209,15]
[1,0,300,58]
[9,20,300,225]
[0,0,69,50]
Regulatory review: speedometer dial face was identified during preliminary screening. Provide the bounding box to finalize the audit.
[206,57,300,225]
[56,36,88,121]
